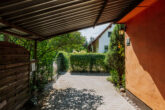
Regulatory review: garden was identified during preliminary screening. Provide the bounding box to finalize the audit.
[55,24,126,89]
[0,24,125,102]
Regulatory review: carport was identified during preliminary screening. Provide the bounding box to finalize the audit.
[0,0,144,110]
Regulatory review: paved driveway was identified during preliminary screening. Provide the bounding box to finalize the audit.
[41,72,136,110]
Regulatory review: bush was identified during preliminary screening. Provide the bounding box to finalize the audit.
[70,53,107,72]
[110,70,119,86]
[122,74,125,88]
[55,51,70,72]
[107,70,125,88]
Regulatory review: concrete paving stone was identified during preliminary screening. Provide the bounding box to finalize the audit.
[41,72,136,110]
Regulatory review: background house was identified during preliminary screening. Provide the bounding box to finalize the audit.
[88,24,113,53]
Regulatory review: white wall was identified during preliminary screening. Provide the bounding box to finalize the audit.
[98,26,114,53]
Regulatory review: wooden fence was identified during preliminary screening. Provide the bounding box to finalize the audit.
[0,42,30,110]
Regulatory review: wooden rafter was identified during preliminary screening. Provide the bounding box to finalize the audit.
[0,26,11,31]
[94,0,108,27]
[22,5,102,27]
[17,1,103,26]
[39,21,114,41]
[27,12,98,30]
[1,30,32,40]
[7,0,101,22]
[0,19,43,39]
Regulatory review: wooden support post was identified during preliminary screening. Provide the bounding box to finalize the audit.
[33,40,37,88]
[4,34,9,42]
[34,40,37,60]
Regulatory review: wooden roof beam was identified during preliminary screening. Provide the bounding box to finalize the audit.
[29,9,116,31]
[0,0,63,16]
[22,34,32,37]
[30,11,116,34]
[28,16,97,31]
[1,30,33,40]
[39,21,114,41]
[38,24,96,41]
[0,0,30,10]
[8,0,102,22]
[17,1,103,26]
[0,18,43,39]
[37,21,95,36]
[25,10,99,29]
[93,0,108,27]
[22,5,101,27]
[0,26,11,31]
[23,2,128,28]
[34,19,96,34]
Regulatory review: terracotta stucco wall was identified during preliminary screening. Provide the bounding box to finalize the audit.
[125,0,165,110]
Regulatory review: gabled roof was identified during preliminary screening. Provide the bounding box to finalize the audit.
[0,0,142,41]
[88,24,112,47]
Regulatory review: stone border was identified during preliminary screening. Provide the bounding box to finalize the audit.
[126,89,152,110]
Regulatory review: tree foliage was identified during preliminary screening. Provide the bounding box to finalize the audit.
[105,24,125,87]
[36,32,86,80]
[0,31,86,90]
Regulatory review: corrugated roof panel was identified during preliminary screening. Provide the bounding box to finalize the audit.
[0,0,142,40]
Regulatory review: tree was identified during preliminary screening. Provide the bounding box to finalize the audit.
[105,24,125,87]
[1,31,86,90]
[36,32,86,83]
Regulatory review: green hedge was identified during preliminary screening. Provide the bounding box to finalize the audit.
[55,51,70,72]
[70,53,107,72]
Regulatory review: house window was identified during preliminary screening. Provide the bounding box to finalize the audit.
[104,45,108,52]
[108,32,111,37]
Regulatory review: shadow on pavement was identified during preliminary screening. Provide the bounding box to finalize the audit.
[41,88,104,110]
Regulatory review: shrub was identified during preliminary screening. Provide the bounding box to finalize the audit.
[122,74,125,88]
[70,53,107,72]
[55,51,70,72]
[110,70,119,86]
[106,76,112,82]
[107,70,124,88]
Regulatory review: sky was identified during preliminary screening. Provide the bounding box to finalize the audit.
[79,23,110,42]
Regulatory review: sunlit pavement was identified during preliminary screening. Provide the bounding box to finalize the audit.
[41,72,136,110]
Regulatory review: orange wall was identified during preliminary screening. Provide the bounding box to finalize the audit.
[118,0,158,23]
[125,0,165,110]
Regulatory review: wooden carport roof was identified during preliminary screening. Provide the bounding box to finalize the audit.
[0,0,142,41]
